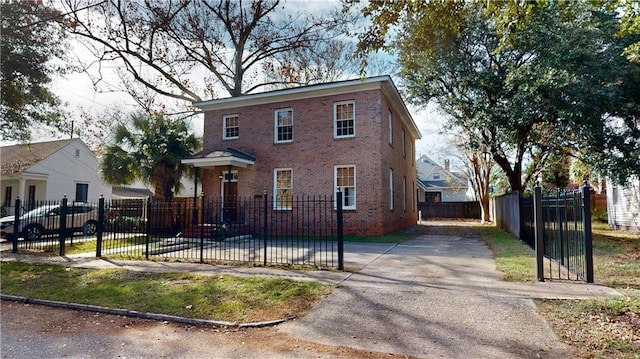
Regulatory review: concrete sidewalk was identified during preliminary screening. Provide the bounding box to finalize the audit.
[0,231,621,358]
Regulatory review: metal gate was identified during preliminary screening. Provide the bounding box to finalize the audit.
[533,183,594,283]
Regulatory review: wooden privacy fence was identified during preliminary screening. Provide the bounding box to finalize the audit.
[418,201,481,219]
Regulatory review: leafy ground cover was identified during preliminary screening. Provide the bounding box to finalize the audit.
[0,261,330,323]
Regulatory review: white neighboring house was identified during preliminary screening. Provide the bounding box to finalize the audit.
[416,155,469,203]
[606,178,640,232]
[1,138,112,215]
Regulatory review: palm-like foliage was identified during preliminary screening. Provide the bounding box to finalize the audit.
[101,113,199,200]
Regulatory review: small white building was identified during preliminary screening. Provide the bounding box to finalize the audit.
[1,138,112,215]
[416,155,469,203]
[607,178,640,232]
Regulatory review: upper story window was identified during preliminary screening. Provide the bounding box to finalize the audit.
[388,110,393,145]
[275,108,293,143]
[274,168,293,210]
[223,115,239,140]
[433,172,441,180]
[334,101,355,138]
[402,128,406,157]
[335,165,356,210]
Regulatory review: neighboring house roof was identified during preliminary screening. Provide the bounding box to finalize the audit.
[112,186,154,198]
[417,155,468,190]
[193,75,422,140]
[1,139,77,175]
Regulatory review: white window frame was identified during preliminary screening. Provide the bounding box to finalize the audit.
[334,165,356,210]
[223,114,239,140]
[403,176,407,211]
[273,168,293,210]
[333,101,355,139]
[389,168,394,211]
[388,110,393,145]
[274,108,293,143]
[402,128,406,157]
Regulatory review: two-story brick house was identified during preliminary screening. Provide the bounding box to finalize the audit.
[183,76,421,236]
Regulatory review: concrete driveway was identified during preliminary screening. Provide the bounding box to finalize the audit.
[279,231,619,359]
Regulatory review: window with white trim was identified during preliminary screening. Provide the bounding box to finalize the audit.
[274,168,293,210]
[275,108,293,143]
[388,110,393,145]
[223,115,239,139]
[389,169,394,211]
[334,101,355,138]
[403,176,407,211]
[335,165,356,209]
[402,128,406,157]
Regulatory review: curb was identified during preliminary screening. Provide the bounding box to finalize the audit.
[0,294,293,328]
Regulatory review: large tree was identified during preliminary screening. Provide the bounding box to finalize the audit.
[100,112,200,201]
[358,1,640,190]
[60,0,361,110]
[1,1,69,141]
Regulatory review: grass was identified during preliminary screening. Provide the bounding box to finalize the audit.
[475,220,640,358]
[0,261,330,323]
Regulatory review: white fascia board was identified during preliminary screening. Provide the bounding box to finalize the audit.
[181,157,254,168]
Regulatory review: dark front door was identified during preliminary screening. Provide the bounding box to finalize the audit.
[223,181,238,223]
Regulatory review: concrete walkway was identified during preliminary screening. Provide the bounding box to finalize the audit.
[0,227,621,358]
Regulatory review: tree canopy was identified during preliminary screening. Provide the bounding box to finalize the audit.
[100,113,200,201]
[60,0,362,112]
[358,0,640,190]
[1,1,69,141]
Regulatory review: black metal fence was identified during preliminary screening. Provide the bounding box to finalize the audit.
[8,194,345,270]
[533,185,593,283]
[492,184,594,283]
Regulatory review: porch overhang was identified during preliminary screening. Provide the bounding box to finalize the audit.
[181,147,256,169]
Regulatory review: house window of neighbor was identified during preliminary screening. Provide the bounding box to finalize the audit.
[335,165,356,209]
[389,168,394,211]
[75,183,89,203]
[388,110,393,145]
[3,186,12,207]
[433,172,440,180]
[274,168,293,210]
[275,108,293,143]
[75,148,80,157]
[223,115,239,139]
[334,101,355,138]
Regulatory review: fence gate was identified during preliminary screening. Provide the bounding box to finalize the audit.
[533,183,594,283]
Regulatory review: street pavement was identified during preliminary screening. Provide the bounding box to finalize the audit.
[0,223,621,358]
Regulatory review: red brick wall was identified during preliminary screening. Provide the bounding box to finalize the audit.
[200,88,417,236]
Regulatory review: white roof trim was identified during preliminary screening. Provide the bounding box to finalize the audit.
[181,156,254,168]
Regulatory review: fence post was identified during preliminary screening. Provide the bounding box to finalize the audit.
[59,196,68,256]
[199,193,205,263]
[582,182,594,283]
[555,189,565,266]
[96,195,104,257]
[263,191,268,266]
[533,184,545,282]
[145,196,151,259]
[12,197,21,253]
[336,191,344,271]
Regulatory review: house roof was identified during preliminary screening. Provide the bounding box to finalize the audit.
[1,139,78,175]
[182,147,256,168]
[417,155,468,189]
[112,186,154,198]
[193,75,422,140]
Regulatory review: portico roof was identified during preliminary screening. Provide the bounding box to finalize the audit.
[181,147,256,168]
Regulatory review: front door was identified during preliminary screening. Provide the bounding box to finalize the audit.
[221,172,238,223]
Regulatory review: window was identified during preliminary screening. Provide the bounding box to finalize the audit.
[335,165,356,209]
[275,108,293,143]
[3,186,12,207]
[223,115,239,139]
[75,149,80,157]
[334,101,355,138]
[402,128,406,157]
[274,168,293,210]
[433,172,440,180]
[403,176,407,211]
[389,169,394,211]
[75,183,88,203]
[388,110,393,145]
[27,185,36,210]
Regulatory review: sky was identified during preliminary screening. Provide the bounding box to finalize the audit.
[3,0,451,166]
